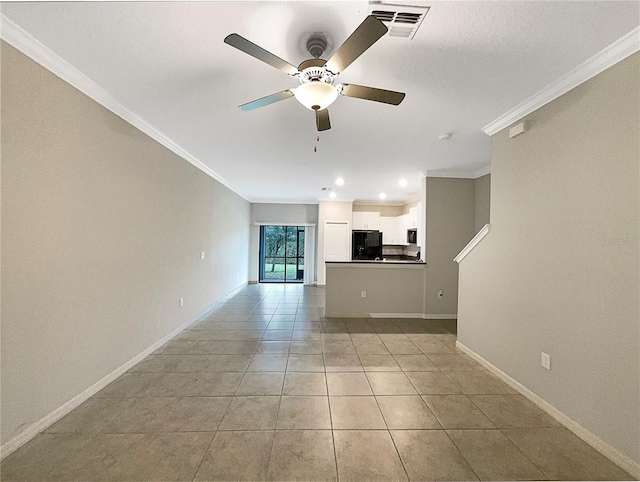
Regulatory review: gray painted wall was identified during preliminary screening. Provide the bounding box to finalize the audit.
[424,178,476,315]
[474,174,491,232]
[326,264,425,315]
[457,53,639,464]
[248,203,318,282]
[1,43,251,444]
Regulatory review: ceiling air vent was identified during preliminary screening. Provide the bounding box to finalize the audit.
[368,1,430,40]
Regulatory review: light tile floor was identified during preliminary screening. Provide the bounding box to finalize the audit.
[1,284,635,481]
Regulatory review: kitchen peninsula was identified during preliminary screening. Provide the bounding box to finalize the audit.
[325,260,426,318]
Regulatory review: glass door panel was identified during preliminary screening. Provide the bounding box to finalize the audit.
[260,226,305,283]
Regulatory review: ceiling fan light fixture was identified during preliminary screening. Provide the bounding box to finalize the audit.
[294,82,338,111]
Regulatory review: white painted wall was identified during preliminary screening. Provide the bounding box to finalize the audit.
[248,203,318,282]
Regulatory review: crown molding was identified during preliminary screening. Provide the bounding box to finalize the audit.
[0,14,248,201]
[249,199,320,205]
[353,200,405,207]
[473,165,491,178]
[483,26,640,136]
[426,165,490,179]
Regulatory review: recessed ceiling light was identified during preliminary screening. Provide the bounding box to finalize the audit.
[335,177,344,186]
[399,179,407,187]
[329,191,337,198]
[379,192,387,200]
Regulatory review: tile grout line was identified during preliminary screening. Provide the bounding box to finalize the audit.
[190,430,217,482]
[496,427,552,481]
[441,427,483,481]
[361,346,411,481]
[464,392,553,481]
[324,354,340,480]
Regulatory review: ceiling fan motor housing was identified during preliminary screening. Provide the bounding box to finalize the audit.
[306,33,328,58]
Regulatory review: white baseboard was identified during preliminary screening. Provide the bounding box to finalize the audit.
[370,313,424,319]
[423,314,457,320]
[0,285,245,461]
[325,312,457,320]
[456,341,640,479]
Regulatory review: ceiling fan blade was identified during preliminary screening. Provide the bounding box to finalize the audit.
[324,15,388,75]
[339,84,405,105]
[224,33,299,76]
[239,90,294,112]
[316,108,331,131]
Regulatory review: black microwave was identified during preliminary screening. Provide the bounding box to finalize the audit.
[407,229,417,244]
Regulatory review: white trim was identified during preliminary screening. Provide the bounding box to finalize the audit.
[325,312,456,319]
[0,282,248,461]
[352,196,421,208]
[456,342,640,479]
[250,199,321,205]
[426,167,491,179]
[353,200,406,207]
[483,26,640,136]
[422,314,457,320]
[473,165,491,178]
[454,224,490,263]
[0,14,248,202]
[370,313,424,319]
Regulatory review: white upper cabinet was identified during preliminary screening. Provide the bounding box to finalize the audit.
[352,211,380,230]
[408,206,418,228]
[397,214,410,244]
[416,202,423,249]
[379,217,395,244]
[353,204,422,245]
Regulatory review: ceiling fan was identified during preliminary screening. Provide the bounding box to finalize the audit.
[224,15,405,132]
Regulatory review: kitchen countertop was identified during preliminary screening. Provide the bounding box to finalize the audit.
[326,260,425,265]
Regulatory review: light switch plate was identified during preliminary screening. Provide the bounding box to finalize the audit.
[541,352,551,370]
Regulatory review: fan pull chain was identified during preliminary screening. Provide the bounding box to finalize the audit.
[313,134,320,152]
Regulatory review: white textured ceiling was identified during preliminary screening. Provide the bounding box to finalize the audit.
[2,1,638,203]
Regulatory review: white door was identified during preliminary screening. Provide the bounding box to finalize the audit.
[324,222,349,261]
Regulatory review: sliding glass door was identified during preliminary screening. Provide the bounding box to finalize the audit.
[259,226,305,283]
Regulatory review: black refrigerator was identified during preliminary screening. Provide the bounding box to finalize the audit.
[352,230,383,260]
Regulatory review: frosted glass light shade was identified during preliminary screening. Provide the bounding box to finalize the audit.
[294,82,338,111]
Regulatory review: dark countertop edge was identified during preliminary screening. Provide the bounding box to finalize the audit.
[326,260,426,265]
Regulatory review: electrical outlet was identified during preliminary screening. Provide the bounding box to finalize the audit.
[179,298,184,308]
[200,251,205,260]
[437,290,443,299]
[541,352,551,370]
[361,291,367,298]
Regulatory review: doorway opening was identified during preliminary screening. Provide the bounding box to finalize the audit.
[259,226,305,283]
